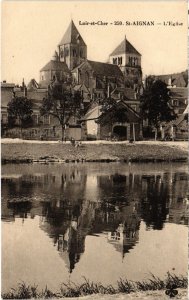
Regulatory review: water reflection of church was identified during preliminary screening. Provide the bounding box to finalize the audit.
[2,167,189,273]
[107,218,140,258]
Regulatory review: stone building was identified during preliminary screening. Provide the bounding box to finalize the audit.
[1,82,15,130]
[83,100,142,141]
[39,54,71,88]
[72,59,124,99]
[1,20,143,140]
[109,36,142,86]
[97,100,142,140]
[58,20,87,70]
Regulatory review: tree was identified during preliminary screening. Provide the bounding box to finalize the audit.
[7,96,33,134]
[140,79,176,139]
[40,82,83,141]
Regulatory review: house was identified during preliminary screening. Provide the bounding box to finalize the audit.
[111,86,142,114]
[169,87,188,116]
[154,71,188,88]
[98,101,142,140]
[2,80,85,141]
[83,100,142,140]
[82,104,102,139]
[1,81,15,130]
[174,105,188,140]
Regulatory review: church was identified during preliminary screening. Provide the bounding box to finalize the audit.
[39,20,142,94]
[2,20,143,141]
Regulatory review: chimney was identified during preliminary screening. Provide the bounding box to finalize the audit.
[24,86,27,97]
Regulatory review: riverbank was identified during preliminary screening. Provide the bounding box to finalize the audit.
[2,274,187,299]
[1,139,188,163]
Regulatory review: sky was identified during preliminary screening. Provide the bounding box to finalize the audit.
[1,1,188,85]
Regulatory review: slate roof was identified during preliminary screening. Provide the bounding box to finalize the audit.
[27,90,48,101]
[111,87,136,100]
[40,60,70,73]
[87,60,123,77]
[154,72,188,87]
[1,83,15,88]
[12,89,47,102]
[169,87,188,100]
[58,20,86,46]
[110,38,141,56]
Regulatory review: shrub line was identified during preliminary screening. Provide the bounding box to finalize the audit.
[2,273,187,299]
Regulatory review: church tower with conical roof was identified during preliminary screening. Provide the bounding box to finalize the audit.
[58,20,87,70]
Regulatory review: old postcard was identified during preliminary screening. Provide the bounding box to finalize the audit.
[1,1,188,299]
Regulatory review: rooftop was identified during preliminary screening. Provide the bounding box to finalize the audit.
[40,60,70,73]
[1,82,15,88]
[58,20,86,46]
[110,38,141,56]
[87,60,123,77]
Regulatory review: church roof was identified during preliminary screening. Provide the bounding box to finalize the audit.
[40,60,70,73]
[58,20,86,46]
[110,38,141,56]
[87,60,123,77]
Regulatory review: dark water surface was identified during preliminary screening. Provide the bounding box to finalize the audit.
[2,163,188,292]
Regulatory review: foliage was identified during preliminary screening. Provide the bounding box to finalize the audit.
[140,79,176,128]
[7,97,33,128]
[99,97,129,125]
[40,82,83,140]
[2,273,187,299]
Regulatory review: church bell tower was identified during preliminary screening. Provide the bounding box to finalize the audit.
[58,20,87,70]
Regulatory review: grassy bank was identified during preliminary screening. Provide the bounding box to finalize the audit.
[1,140,188,163]
[2,273,187,299]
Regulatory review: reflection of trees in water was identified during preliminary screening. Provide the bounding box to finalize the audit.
[140,173,189,229]
[2,169,189,272]
[97,173,143,204]
[2,178,36,199]
[7,201,32,220]
[2,168,87,220]
[167,172,189,226]
[141,175,170,230]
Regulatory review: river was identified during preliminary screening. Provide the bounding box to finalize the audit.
[1,162,188,293]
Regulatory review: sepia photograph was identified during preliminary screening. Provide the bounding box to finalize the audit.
[1,1,188,299]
